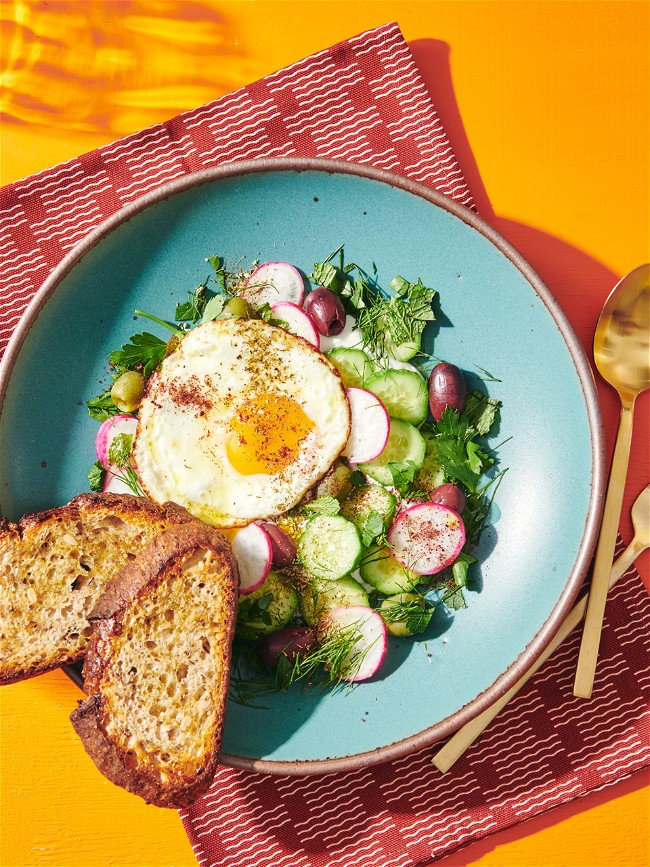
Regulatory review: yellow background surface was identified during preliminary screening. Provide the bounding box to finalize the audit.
[1,2,649,866]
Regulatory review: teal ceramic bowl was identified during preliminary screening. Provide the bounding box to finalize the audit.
[0,158,604,774]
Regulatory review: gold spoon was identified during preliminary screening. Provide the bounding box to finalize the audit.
[573,263,650,698]
[432,482,650,773]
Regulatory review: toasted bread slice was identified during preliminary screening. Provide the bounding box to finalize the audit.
[0,493,196,684]
[70,522,238,808]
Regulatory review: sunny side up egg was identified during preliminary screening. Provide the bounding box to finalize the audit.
[133,318,351,528]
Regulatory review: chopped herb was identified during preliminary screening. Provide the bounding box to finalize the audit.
[348,469,367,488]
[87,391,120,421]
[380,594,433,635]
[108,331,169,378]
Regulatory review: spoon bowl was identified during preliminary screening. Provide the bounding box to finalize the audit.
[574,264,650,698]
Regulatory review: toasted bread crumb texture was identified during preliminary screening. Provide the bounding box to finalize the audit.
[99,548,232,777]
[0,494,190,683]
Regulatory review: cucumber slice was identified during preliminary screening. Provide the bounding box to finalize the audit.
[314,459,353,501]
[365,369,428,426]
[358,418,426,486]
[327,348,377,388]
[236,570,299,639]
[340,484,396,532]
[414,430,445,494]
[300,576,370,626]
[297,515,363,581]
[359,545,420,595]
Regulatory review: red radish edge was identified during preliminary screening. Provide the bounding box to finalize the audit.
[387,502,466,576]
[244,262,305,306]
[342,387,390,464]
[323,606,387,682]
[270,301,320,349]
[232,523,273,595]
[95,414,138,466]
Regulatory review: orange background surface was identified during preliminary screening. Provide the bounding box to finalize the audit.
[0,2,648,866]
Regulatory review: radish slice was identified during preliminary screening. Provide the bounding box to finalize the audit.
[320,605,387,682]
[243,262,305,307]
[103,468,135,495]
[387,503,466,576]
[95,414,138,466]
[270,301,320,349]
[342,387,390,464]
[232,522,273,595]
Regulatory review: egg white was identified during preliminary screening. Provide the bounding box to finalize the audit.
[134,318,350,527]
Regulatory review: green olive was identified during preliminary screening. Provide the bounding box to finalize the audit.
[218,296,252,320]
[111,371,145,413]
[380,592,425,637]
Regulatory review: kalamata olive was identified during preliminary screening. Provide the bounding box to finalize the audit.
[428,362,467,420]
[303,287,346,336]
[258,626,317,670]
[429,483,466,514]
[110,371,145,413]
[261,522,297,567]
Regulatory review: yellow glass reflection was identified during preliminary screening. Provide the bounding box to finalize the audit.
[0,0,249,135]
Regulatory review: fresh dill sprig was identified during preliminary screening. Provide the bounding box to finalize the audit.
[379,594,433,635]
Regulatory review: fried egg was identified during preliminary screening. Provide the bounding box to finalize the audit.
[134,318,350,527]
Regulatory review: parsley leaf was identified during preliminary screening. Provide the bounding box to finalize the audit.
[387,460,424,497]
[87,391,120,421]
[108,332,168,378]
[206,254,228,292]
[107,433,133,468]
[175,282,208,322]
[431,406,494,492]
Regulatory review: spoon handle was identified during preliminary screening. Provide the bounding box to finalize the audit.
[573,398,635,698]
[432,535,643,773]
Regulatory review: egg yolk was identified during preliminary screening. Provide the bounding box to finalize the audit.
[227,392,315,475]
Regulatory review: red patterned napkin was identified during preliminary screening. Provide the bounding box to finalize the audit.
[1,21,648,867]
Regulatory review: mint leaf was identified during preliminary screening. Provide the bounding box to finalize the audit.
[201,294,227,323]
[87,391,120,421]
[304,496,341,518]
[360,510,386,547]
[88,460,106,492]
[463,391,501,436]
[108,433,133,468]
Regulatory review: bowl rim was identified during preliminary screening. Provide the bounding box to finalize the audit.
[0,156,606,776]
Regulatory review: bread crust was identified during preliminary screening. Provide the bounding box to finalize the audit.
[71,522,239,808]
[0,494,199,685]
